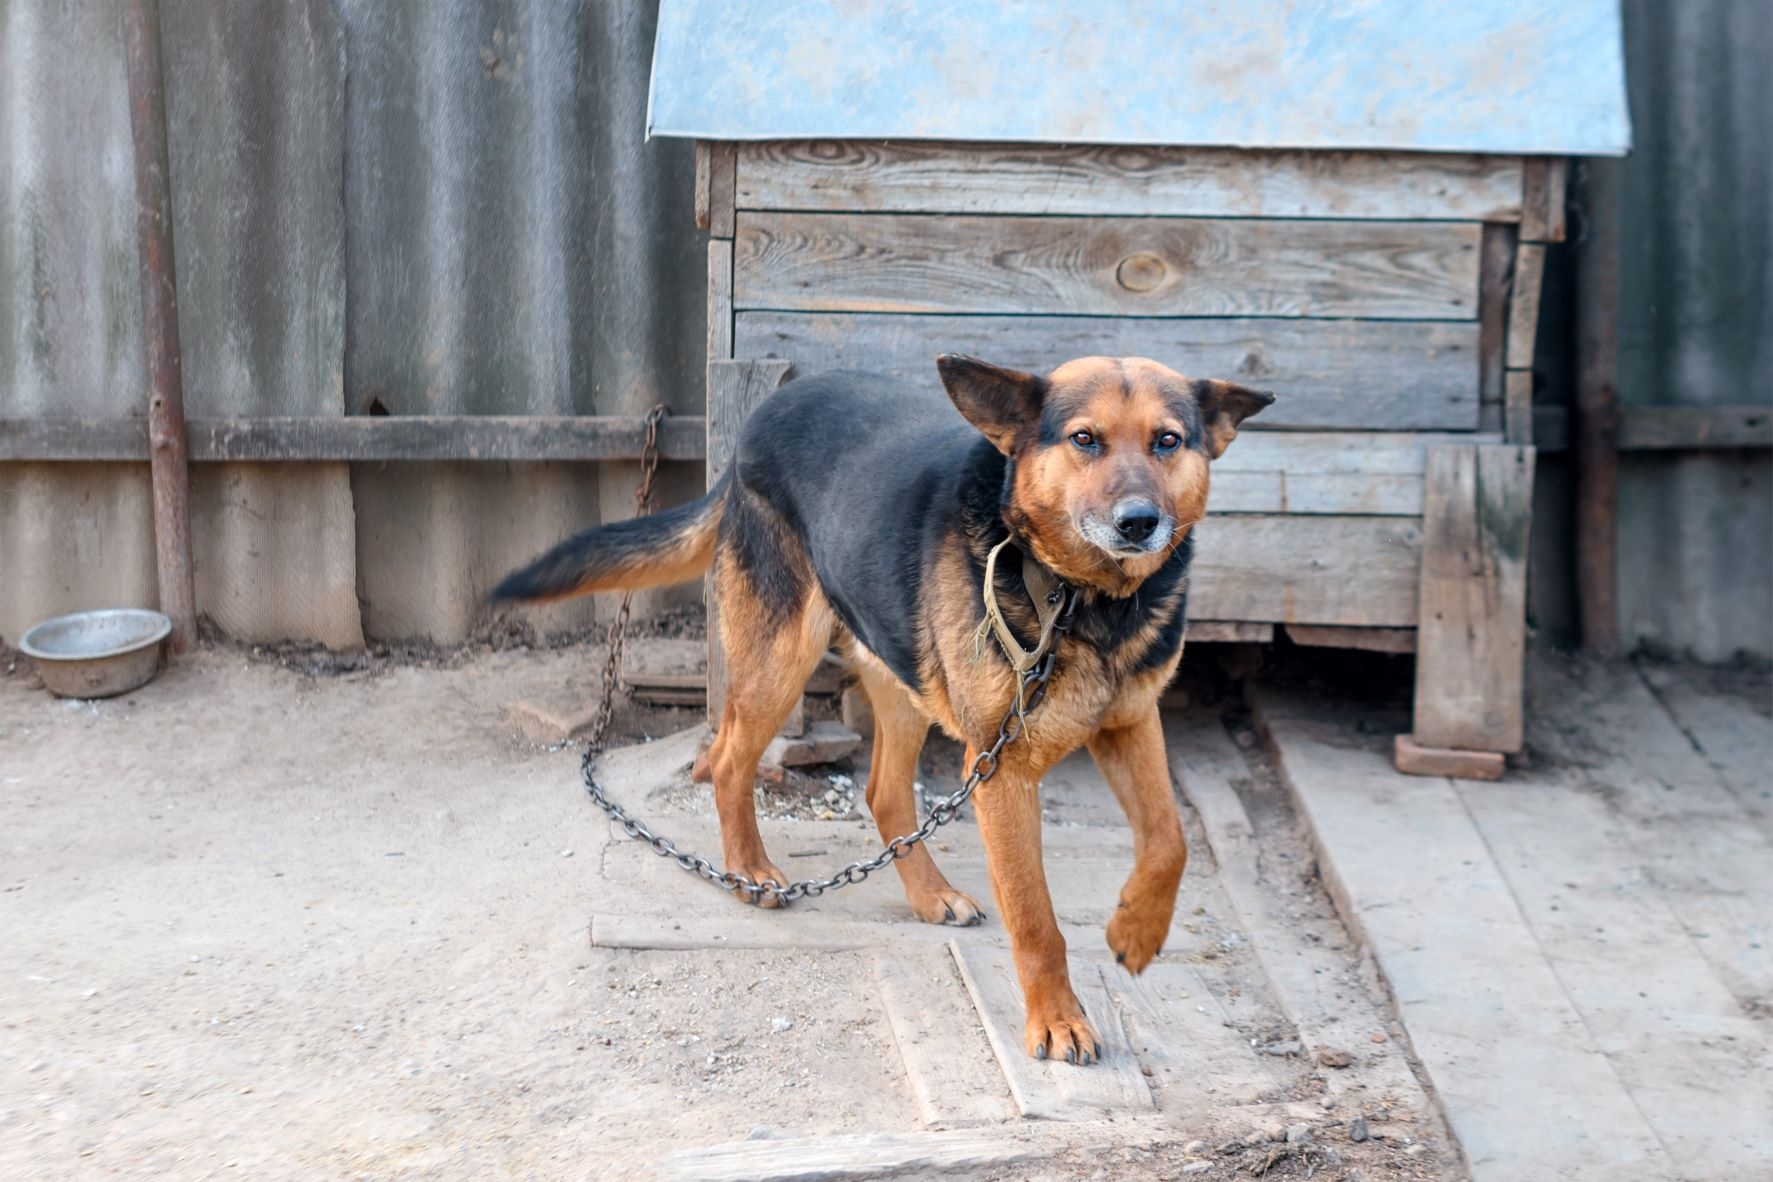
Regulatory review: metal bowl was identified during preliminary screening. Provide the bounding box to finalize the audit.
[18,609,172,699]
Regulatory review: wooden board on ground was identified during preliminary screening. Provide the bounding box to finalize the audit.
[949,942,1153,1120]
[1190,515,1424,627]
[1164,711,1428,1108]
[1634,661,1773,842]
[1412,444,1534,752]
[1251,685,1674,1181]
[1456,761,1773,1176]
[735,313,1481,431]
[1116,962,1289,1109]
[737,141,1524,222]
[1532,660,1773,1007]
[735,213,1483,320]
[873,950,1017,1129]
[660,1118,1176,1182]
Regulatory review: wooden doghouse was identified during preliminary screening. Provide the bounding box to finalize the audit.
[650,1,1631,774]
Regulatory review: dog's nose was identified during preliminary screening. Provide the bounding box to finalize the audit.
[1113,500,1162,544]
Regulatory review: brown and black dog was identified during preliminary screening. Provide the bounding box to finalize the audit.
[495,356,1272,1065]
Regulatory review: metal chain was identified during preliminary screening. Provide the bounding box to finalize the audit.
[576,422,1079,906]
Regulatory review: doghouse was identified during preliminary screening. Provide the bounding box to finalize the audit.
[648,1,1630,773]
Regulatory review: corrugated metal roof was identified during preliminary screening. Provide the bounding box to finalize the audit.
[649,0,1632,155]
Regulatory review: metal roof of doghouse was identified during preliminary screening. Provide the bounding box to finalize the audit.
[648,0,1631,155]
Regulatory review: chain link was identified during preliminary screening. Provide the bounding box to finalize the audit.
[576,406,1078,907]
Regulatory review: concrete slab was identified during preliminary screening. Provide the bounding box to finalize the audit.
[1253,684,1674,1181]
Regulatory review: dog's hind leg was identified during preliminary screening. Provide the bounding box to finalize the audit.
[853,661,987,926]
[706,545,834,909]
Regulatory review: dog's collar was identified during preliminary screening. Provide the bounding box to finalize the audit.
[973,537,1070,673]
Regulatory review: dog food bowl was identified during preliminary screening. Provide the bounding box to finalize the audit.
[18,609,172,699]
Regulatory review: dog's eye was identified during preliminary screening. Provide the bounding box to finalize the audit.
[1155,431,1182,452]
[1069,430,1097,450]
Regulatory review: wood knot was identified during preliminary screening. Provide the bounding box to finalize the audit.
[1115,252,1167,293]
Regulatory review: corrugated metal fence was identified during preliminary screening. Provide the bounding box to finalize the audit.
[1,0,704,647]
[1612,0,1771,661]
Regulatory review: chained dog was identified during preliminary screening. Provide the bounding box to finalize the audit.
[495,356,1272,1064]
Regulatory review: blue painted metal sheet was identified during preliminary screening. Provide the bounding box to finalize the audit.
[649,0,1631,155]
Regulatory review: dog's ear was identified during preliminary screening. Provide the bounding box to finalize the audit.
[937,355,1043,455]
[1195,380,1275,459]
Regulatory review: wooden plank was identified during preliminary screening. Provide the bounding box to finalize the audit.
[1285,624,1416,654]
[1253,687,1676,1182]
[693,140,712,231]
[1163,711,1427,1109]
[1456,767,1773,1175]
[1533,660,1773,1006]
[1505,370,1535,445]
[873,950,1017,1129]
[737,142,1525,222]
[1213,430,1501,516]
[1115,963,1290,1109]
[949,942,1152,1120]
[0,415,707,463]
[706,237,734,364]
[735,212,1483,320]
[1190,515,1424,627]
[1476,223,1517,434]
[1616,404,1773,450]
[1635,661,1773,842]
[1186,621,1272,643]
[1520,158,1569,243]
[737,312,1481,431]
[707,141,736,238]
[661,1119,1177,1182]
[1412,444,1535,753]
[705,359,793,723]
[1506,243,1546,370]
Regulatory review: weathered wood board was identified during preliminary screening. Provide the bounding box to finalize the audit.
[1115,963,1289,1109]
[1190,515,1424,627]
[950,942,1153,1121]
[873,950,1017,1129]
[1412,444,1535,752]
[1520,158,1569,243]
[1186,621,1273,643]
[1212,431,1502,516]
[1505,243,1545,370]
[1286,624,1417,653]
[735,313,1481,431]
[736,141,1526,222]
[705,359,793,721]
[1476,223,1517,431]
[1505,369,1534,445]
[706,237,734,363]
[735,213,1483,320]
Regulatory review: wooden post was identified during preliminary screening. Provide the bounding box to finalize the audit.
[704,359,792,724]
[122,0,196,653]
[1573,159,1621,656]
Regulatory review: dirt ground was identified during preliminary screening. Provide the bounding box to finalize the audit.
[2,634,1454,1181]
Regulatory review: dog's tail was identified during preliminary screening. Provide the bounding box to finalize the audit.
[491,473,729,604]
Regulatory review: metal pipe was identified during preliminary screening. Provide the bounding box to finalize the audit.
[122,0,196,654]
[1573,158,1622,656]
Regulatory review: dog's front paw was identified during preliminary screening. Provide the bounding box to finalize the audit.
[727,860,791,909]
[1024,990,1101,1066]
[1106,896,1170,974]
[908,887,987,927]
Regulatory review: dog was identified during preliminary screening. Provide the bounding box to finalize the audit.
[495,356,1272,1065]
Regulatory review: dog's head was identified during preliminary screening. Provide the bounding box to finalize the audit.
[938,354,1273,594]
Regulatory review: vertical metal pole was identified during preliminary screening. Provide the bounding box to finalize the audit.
[1573,158,1621,656]
[122,0,196,653]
